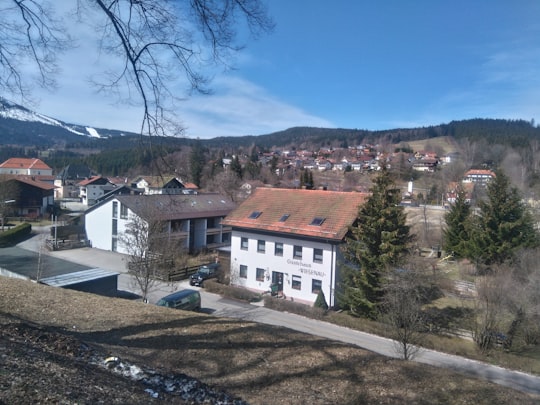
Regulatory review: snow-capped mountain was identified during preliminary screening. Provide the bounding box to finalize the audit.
[0,98,138,146]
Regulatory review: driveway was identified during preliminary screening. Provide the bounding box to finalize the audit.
[13,229,540,396]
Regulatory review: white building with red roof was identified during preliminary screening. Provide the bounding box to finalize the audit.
[0,158,52,176]
[222,188,368,307]
[78,176,116,206]
[463,169,496,186]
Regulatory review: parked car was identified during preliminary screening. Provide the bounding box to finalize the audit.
[156,289,201,311]
[189,263,219,287]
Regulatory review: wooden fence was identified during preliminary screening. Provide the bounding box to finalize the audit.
[45,239,91,251]
[127,261,214,282]
[158,265,201,282]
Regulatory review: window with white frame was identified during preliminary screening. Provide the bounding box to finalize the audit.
[292,275,301,290]
[293,245,302,259]
[112,201,118,218]
[257,239,266,253]
[256,268,265,281]
[274,242,283,256]
[241,237,248,250]
[120,203,128,219]
[312,279,322,294]
[239,265,248,279]
[313,248,323,263]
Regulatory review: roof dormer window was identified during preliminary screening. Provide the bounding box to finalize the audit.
[310,217,325,226]
[248,211,262,219]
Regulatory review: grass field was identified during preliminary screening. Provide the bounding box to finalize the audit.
[2,277,540,404]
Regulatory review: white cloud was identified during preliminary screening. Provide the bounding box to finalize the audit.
[178,75,334,138]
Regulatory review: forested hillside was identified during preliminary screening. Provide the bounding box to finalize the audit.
[2,117,540,193]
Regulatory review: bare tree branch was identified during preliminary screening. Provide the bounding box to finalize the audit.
[1,0,273,138]
[1,0,70,101]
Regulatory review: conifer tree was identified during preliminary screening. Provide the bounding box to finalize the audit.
[189,140,205,187]
[468,170,539,266]
[230,155,243,180]
[314,290,329,310]
[443,187,472,258]
[340,167,413,318]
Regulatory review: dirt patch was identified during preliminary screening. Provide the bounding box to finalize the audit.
[1,277,539,404]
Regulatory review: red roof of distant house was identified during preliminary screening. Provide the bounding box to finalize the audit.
[0,158,51,171]
[5,175,56,191]
[78,176,106,186]
[182,182,199,189]
[222,188,368,241]
[465,169,495,177]
[108,176,129,185]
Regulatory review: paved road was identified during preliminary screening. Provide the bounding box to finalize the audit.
[15,228,540,397]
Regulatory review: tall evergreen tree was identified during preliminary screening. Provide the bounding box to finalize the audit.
[340,168,413,318]
[270,155,278,174]
[230,155,243,180]
[468,170,539,266]
[443,187,472,258]
[189,140,205,187]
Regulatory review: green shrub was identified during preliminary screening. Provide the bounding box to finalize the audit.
[314,290,329,310]
[0,223,32,247]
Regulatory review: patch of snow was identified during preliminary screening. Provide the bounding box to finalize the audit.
[85,127,102,138]
[0,101,88,137]
[95,355,248,404]
[144,389,159,398]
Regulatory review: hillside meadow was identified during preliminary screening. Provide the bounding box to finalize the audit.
[1,277,539,404]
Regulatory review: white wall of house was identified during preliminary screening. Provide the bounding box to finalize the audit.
[229,230,339,306]
[81,184,115,206]
[85,199,131,254]
[0,167,52,176]
[86,200,114,251]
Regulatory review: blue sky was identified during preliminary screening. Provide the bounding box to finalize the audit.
[26,1,540,138]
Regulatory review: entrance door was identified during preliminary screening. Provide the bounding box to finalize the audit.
[271,271,284,296]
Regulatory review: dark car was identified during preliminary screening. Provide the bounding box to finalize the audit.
[156,289,201,311]
[189,263,219,286]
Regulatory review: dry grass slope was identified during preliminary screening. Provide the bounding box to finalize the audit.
[1,277,539,405]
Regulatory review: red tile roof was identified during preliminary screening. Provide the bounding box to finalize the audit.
[0,158,51,170]
[5,175,56,190]
[77,176,106,186]
[465,169,495,177]
[222,188,368,241]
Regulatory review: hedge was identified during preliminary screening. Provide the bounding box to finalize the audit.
[203,279,263,303]
[0,223,32,247]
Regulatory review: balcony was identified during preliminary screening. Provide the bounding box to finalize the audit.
[206,226,232,235]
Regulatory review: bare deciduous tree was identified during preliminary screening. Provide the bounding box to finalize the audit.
[205,169,242,202]
[466,250,540,352]
[471,270,509,352]
[120,196,191,301]
[2,0,274,136]
[380,263,430,361]
[120,212,160,302]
